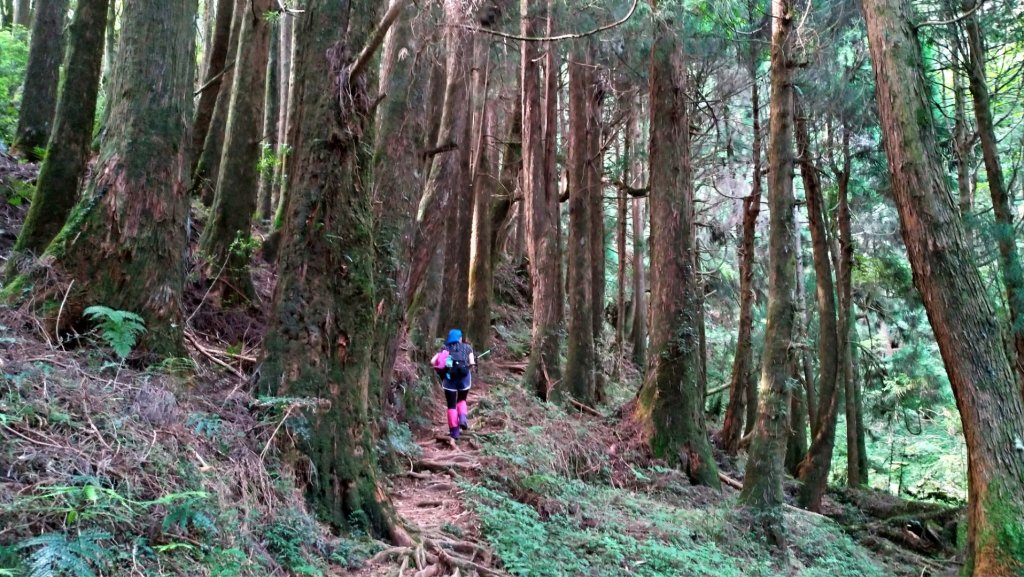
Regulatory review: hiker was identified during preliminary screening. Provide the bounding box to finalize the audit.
[430,329,476,440]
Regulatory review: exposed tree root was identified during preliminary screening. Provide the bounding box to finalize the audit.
[368,528,509,577]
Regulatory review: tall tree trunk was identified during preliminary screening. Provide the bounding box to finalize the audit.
[404,2,472,316]
[2,0,13,28]
[834,126,863,489]
[191,0,235,175]
[259,0,394,535]
[636,6,719,488]
[11,0,29,29]
[200,0,272,301]
[721,41,763,454]
[270,12,293,224]
[565,42,596,405]
[490,91,522,264]
[738,0,797,544]
[11,0,67,160]
[614,108,629,372]
[520,0,561,400]
[949,27,974,222]
[794,214,816,431]
[256,21,279,222]
[7,0,107,264]
[587,43,605,349]
[863,0,1024,572]
[4,0,196,357]
[438,32,474,333]
[586,41,605,402]
[95,0,117,144]
[963,3,1024,390]
[466,22,495,348]
[193,0,244,205]
[630,195,647,368]
[371,0,430,401]
[795,101,842,512]
[786,362,808,477]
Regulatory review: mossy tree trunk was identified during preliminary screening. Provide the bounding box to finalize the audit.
[7,0,107,265]
[636,4,719,488]
[738,0,797,545]
[11,0,67,160]
[963,3,1024,390]
[721,33,762,455]
[199,0,273,301]
[259,0,393,535]
[565,42,596,405]
[489,90,522,264]
[521,0,562,400]
[6,0,196,357]
[863,0,1024,572]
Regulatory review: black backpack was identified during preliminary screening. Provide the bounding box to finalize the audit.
[446,343,471,381]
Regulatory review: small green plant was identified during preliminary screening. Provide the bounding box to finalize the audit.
[228,232,261,261]
[82,306,146,359]
[5,180,32,206]
[160,492,217,537]
[17,529,111,577]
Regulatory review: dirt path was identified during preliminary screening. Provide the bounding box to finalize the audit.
[361,376,508,577]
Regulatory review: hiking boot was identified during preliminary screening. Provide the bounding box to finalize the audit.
[458,414,469,431]
[449,427,461,440]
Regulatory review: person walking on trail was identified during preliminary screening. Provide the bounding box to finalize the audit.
[431,329,476,440]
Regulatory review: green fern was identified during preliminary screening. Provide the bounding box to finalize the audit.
[17,529,111,577]
[82,306,146,359]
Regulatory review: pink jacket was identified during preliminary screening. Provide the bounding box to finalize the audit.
[430,349,449,369]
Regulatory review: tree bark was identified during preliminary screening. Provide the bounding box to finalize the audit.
[465,16,495,348]
[7,0,107,264]
[949,26,974,222]
[721,40,762,455]
[200,0,272,302]
[586,40,605,402]
[193,0,244,205]
[438,27,474,333]
[614,106,630,372]
[404,1,472,314]
[862,0,1024,572]
[259,0,393,535]
[795,100,842,512]
[738,0,797,544]
[371,0,431,401]
[520,0,561,400]
[191,0,236,176]
[489,89,522,265]
[11,0,67,160]
[786,361,808,477]
[565,42,596,405]
[636,5,719,488]
[963,3,1024,390]
[5,0,196,357]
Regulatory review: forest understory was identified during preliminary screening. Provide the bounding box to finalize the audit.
[0,161,964,577]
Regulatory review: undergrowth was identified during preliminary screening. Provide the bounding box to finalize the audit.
[0,317,382,577]
[461,382,888,577]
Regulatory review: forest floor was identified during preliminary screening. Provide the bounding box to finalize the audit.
[0,169,964,577]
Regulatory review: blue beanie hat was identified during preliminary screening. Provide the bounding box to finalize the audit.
[446,329,463,344]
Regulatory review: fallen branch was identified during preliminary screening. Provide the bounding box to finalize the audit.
[184,330,247,380]
[569,398,602,417]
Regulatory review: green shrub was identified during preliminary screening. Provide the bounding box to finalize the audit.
[0,29,29,147]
